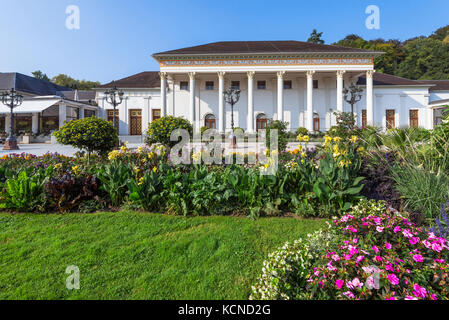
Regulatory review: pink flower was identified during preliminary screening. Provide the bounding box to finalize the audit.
[343,291,355,299]
[423,240,432,249]
[376,226,384,232]
[385,242,392,250]
[372,246,379,253]
[344,254,352,260]
[348,245,358,255]
[393,226,401,233]
[402,229,413,238]
[431,294,438,300]
[374,255,383,262]
[413,284,427,298]
[432,243,443,252]
[336,279,344,289]
[409,237,420,245]
[356,256,365,264]
[434,259,445,263]
[331,254,340,262]
[413,254,424,263]
[385,262,394,272]
[385,296,396,300]
[405,296,418,300]
[387,273,399,286]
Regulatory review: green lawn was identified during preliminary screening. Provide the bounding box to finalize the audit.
[0,212,325,299]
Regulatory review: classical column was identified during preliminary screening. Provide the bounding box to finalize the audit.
[366,70,374,126]
[336,70,346,112]
[218,71,225,133]
[247,71,255,132]
[159,72,167,117]
[277,71,285,121]
[306,70,315,132]
[32,113,39,134]
[79,106,85,119]
[188,72,196,128]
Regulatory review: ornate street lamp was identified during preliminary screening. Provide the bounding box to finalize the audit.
[223,88,241,147]
[104,82,124,146]
[1,88,23,150]
[343,83,363,128]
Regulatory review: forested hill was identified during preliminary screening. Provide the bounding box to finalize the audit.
[333,25,449,80]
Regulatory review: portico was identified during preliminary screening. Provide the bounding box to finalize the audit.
[153,41,381,133]
[156,69,376,133]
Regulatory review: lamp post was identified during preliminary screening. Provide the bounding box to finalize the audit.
[223,88,241,148]
[104,82,124,146]
[1,88,23,150]
[343,83,363,128]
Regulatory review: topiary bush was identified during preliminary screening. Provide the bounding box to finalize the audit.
[295,127,308,137]
[53,116,118,159]
[265,120,289,152]
[145,115,193,149]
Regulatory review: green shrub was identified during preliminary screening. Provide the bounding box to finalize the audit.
[295,127,308,137]
[392,164,449,221]
[250,227,339,300]
[53,116,118,158]
[265,120,289,152]
[128,169,164,211]
[0,167,52,212]
[96,162,133,206]
[145,116,193,148]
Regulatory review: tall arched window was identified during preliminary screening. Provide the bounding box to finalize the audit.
[256,113,268,130]
[204,114,216,129]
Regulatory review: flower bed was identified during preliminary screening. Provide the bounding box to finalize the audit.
[251,200,449,300]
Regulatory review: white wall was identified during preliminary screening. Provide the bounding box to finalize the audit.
[96,83,439,134]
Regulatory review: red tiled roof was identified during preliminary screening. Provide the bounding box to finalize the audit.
[153,41,380,56]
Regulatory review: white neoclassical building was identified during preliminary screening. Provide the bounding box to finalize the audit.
[95,41,449,136]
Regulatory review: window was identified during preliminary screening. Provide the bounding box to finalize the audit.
[386,109,395,129]
[256,113,268,130]
[257,81,266,90]
[313,80,319,89]
[180,81,189,90]
[283,80,292,89]
[231,81,240,90]
[313,113,320,132]
[84,109,96,118]
[410,110,419,128]
[361,110,367,127]
[152,109,161,121]
[107,109,119,123]
[204,114,216,129]
[205,81,214,90]
[66,107,79,121]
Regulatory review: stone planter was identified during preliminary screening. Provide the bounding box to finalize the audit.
[22,135,31,144]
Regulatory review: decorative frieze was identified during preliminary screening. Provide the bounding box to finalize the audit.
[160,57,373,67]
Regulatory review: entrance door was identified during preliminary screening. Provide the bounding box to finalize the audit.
[129,109,142,135]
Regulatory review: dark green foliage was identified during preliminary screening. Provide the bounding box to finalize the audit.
[53,116,118,157]
[265,120,289,152]
[145,115,193,148]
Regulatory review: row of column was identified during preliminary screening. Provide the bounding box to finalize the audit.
[160,70,375,132]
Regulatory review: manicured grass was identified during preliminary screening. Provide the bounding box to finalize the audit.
[0,212,326,300]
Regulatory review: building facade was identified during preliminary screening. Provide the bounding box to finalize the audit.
[95,41,449,135]
[0,72,97,137]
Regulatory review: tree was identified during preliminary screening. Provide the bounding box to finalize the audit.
[145,116,193,149]
[307,29,324,44]
[51,74,101,90]
[53,116,118,161]
[32,70,50,82]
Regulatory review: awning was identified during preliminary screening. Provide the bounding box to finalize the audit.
[0,98,60,114]
[0,97,97,114]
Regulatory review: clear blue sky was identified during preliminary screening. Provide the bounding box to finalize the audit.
[1,0,448,84]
